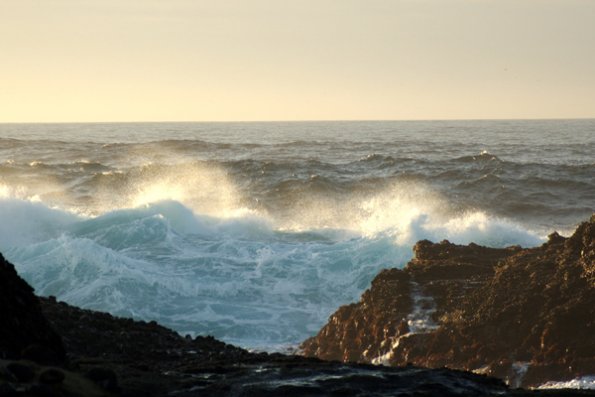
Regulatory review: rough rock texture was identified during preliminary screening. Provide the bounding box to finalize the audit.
[0,253,65,364]
[1,253,533,396]
[39,296,254,396]
[2,239,594,395]
[36,297,529,397]
[19,298,595,397]
[302,215,595,388]
[0,359,111,397]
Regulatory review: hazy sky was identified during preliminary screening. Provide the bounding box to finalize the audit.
[1,0,594,122]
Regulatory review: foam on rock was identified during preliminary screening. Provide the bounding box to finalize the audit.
[301,216,595,388]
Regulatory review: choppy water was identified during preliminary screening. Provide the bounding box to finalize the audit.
[0,120,593,350]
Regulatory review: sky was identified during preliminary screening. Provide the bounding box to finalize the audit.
[1,0,594,122]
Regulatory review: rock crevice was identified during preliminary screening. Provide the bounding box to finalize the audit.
[301,216,595,388]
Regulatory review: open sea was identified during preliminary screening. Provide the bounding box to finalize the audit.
[0,120,593,351]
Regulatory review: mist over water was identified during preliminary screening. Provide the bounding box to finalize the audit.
[0,120,593,349]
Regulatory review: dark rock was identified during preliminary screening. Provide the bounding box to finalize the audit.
[38,296,571,396]
[28,383,60,397]
[39,368,65,385]
[0,253,65,364]
[6,362,35,382]
[0,364,18,382]
[85,367,118,392]
[0,382,18,397]
[21,344,64,364]
[302,216,595,388]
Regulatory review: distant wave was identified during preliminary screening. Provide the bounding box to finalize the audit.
[1,151,592,234]
[451,151,502,164]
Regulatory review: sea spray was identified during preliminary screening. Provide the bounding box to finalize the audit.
[0,120,592,349]
[3,193,542,349]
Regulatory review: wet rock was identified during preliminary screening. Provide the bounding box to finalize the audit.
[0,382,18,397]
[6,362,35,382]
[38,295,572,396]
[28,383,60,397]
[39,368,65,385]
[302,216,595,388]
[85,367,118,392]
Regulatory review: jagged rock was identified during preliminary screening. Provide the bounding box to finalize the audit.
[0,253,65,364]
[2,239,594,395]
[301,216,595,388]
[39,296,533,396]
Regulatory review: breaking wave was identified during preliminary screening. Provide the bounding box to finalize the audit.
[1,181,543,349]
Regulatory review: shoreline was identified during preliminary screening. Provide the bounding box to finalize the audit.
[302,215,595,389]
[1,215,593,395]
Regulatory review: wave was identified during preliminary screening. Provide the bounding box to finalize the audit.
[451,151,502,164]
[101,139,233,152]
[0,198,80,248]
[1,161,548,246]
[97,139,355,155]
[3,199,403,347]
[1,181,545,349]
[539,376,595,390]
[4,149,587,238]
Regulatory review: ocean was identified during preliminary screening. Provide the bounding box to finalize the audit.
[0,120,593,351]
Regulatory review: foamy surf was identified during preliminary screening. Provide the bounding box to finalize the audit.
[2,192,542,349]
[538,376,595,390]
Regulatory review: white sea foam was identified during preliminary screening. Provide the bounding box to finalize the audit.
[406,281,439,334]
[0,198,79,248]
[538,376,595,390]
[84,162,257,220]
[274,181,543,248]
[3,197,405,346]
[370,280,439,365]
[0,183,36,201]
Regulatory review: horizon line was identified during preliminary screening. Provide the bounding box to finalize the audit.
[1,116,595,124]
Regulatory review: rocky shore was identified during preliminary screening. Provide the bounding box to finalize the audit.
[1,216,594,396]
[302,215,595,389]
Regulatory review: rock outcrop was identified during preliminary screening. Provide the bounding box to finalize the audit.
[1,292,524,397]
[0,253,65,364]
[301,215,595,388]
[2,217,595,396]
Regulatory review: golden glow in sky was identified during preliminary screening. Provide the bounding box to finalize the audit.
[1,0,594,122]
